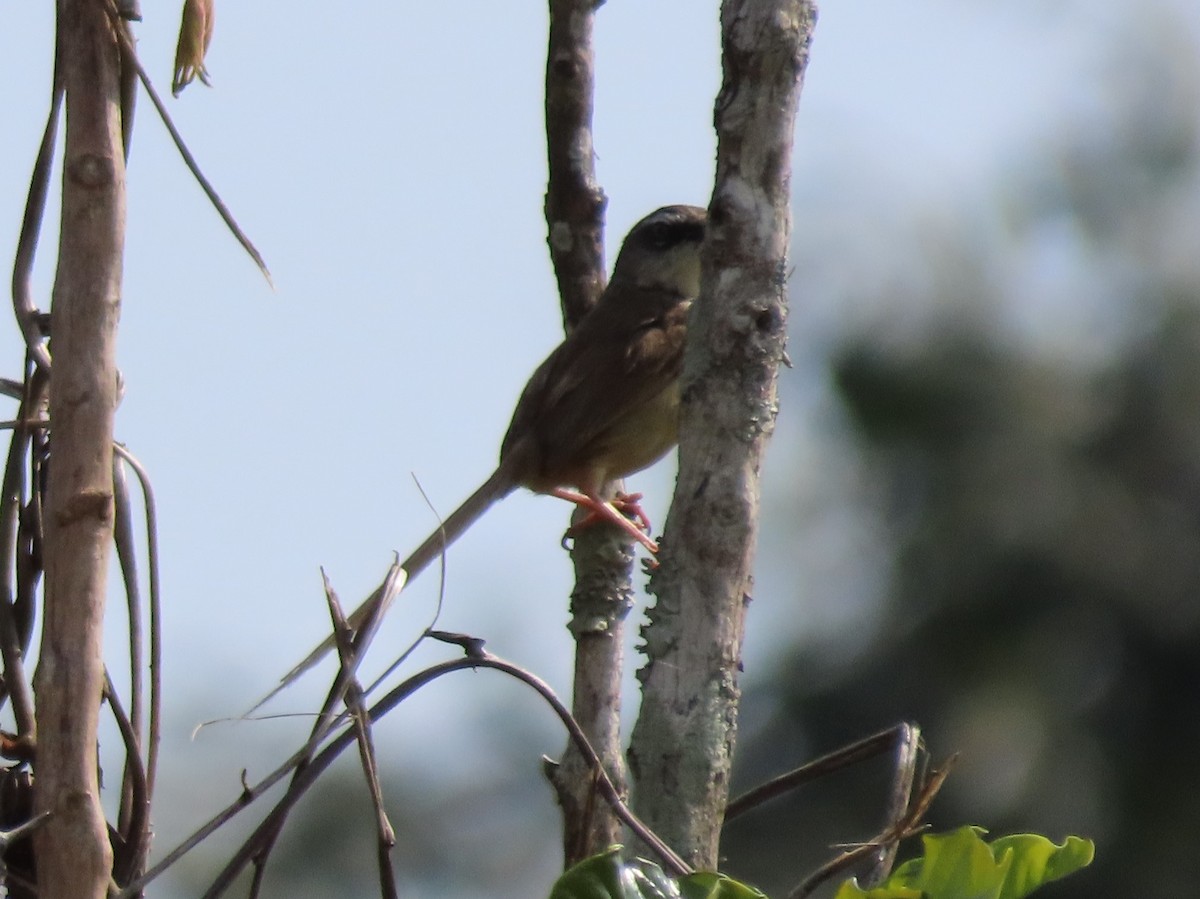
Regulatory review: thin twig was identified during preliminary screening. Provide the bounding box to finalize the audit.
[789,756,956,899]
[867,722,922,886]
[111,441,163,883]
[326,577,398,896]
[113,444,164,802]
[104,672,151,888]
[247,558,407,716]
[10,72,61,373]
[544,0,607,331]
[109,13,273,288]
[724,724,918,823]
[302,559,406,760]
[3,25,60,736]
[0,361,41,733]
[126,644,690,897]
[544,0,637,862]
[112,453,144,840]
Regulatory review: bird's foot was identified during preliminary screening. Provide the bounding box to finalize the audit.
[553,488,659,554]
[611,491,652,534]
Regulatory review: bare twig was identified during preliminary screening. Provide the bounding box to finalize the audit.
[724,724,918,823]
[103,672,151,888]
[109,12,273,288]
[112,445,164,803]
[247,472,450,712]
[723,723,924,893]
[542,0,637,863]
[298,559,406,758]
[544,0,607,331]
[0,365,43,735]
[249,559,407,716]
[3,29,61,737]
[126,644,690,898]
[789,756,955,899]
[325,577,398,896]
[868,722,922,885]
[107,445,164,891]
[430,640,691,877]
[10,67,61,373]
[112,454,143,838]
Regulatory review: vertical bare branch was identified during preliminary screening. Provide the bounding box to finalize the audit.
[32,0,127,895]
[542,0,636,864]
[544,0,607,331]
[0,368,44,742]
[628,0,817,868]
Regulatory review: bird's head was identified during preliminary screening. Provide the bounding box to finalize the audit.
[610,204,707,297]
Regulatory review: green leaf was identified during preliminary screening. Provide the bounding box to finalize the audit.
[548,850,766,899]
[988,833,1095,899]
[832,880,923,899]
[679,871,769,899]
[549,846,632,899]
[893,826,1009,898]
[846,827,1094,899]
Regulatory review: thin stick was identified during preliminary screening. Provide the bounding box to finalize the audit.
[104,672,151,887]
[122,645,690,897]
[724,724,916,823]
[114,444,164,802]
[326,577,398,896]
[789,757,955,899]
[109,14,273,288]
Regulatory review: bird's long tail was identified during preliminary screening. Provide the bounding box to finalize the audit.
[248,466,515,713]
[396,465,514,590]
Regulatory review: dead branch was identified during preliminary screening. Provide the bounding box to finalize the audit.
[32,0,127,894]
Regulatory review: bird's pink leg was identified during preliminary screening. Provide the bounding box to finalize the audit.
[551,487,659,553]
[612,491,651,533]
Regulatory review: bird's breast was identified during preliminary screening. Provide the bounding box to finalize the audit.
[588,379,681,485]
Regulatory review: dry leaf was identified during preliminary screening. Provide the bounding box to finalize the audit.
[172,0,215,97]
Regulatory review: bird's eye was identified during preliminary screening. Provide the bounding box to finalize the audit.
[644,221,672,248]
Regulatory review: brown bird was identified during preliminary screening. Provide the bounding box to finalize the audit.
[268,204,706,698]
[398,202,706,579]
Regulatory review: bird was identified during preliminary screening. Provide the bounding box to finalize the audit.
[400,202,706,575]
[269,204,706,698]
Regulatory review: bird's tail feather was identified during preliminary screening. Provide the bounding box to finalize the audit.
[246,466,515,713]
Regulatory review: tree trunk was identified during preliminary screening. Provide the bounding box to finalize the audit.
[33,0,126,895]
[628,0,817,869]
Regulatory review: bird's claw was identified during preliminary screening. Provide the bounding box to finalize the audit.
[611,491,652,534]
[560,493,657,552]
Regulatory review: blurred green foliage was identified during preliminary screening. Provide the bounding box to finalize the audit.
[197,7,1199,898]
[724,13,1199,898]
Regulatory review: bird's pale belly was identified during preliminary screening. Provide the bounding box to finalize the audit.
[592,380,681,483]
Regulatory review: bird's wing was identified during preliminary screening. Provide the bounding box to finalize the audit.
[501,288,690,481]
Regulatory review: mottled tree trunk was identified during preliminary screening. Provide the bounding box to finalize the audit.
[628,0,817,869]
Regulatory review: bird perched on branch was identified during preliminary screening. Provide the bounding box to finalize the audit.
[400,202,706,575]
[272,204,706,694]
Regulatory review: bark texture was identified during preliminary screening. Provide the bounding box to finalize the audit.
[33,1,126,896]
[543,0,632,864]
[628,0,817,869]
[544,0,608,332]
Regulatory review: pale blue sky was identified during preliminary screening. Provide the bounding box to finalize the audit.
[2,1,1198,895]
